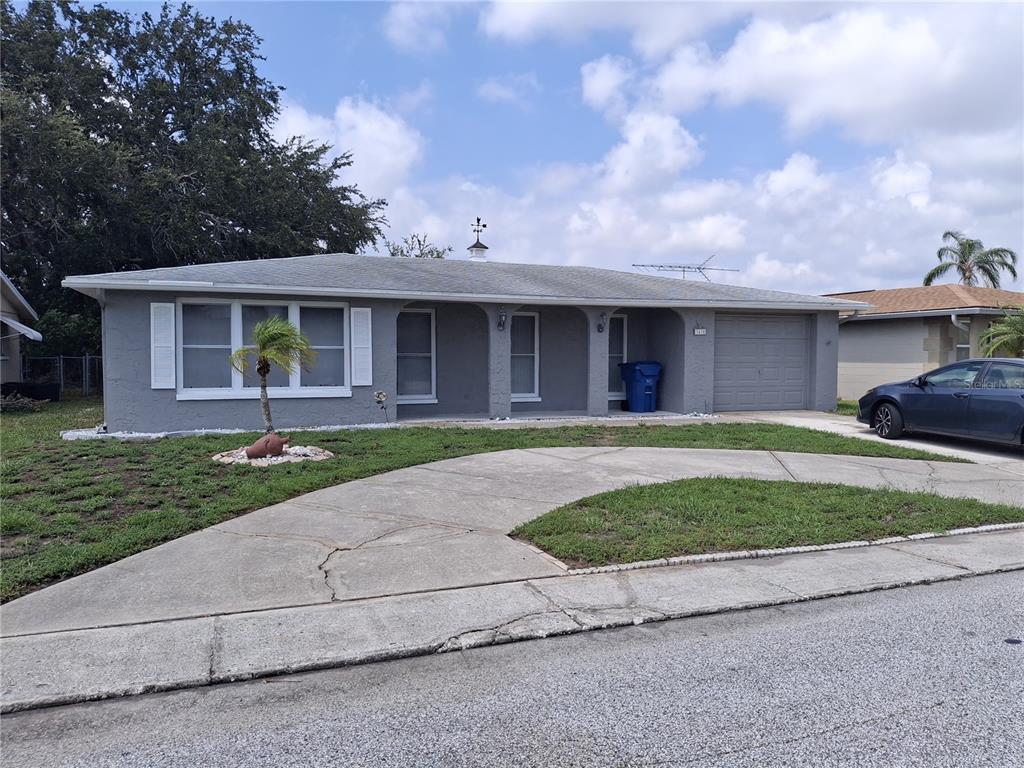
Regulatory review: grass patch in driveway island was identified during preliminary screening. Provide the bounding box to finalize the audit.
[1,398,965,601]
[513,477,1024,568]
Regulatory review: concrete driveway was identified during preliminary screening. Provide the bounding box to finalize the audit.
[734,410,1024,466]
[3,447,1022,638]
[3,446,1023,712]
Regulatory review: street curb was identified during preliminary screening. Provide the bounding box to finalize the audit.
[565,521,1024,575]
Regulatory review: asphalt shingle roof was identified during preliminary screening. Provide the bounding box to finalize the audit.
[64,253,866,310]
[825,285,1023,315]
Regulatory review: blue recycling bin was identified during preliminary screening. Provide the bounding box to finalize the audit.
[619,361,663,413]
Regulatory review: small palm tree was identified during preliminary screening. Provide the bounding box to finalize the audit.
[230,316,315,433]
[980,305,1024,358]
[923,231,1018,288]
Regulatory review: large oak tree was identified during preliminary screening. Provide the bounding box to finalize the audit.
[1,1,386,353]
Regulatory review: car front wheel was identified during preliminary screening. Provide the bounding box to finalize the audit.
[873,403,904,439]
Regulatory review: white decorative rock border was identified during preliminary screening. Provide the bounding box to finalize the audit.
[212,445,334,467]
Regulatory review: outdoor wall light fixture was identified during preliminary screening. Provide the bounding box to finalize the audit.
[597,312,607,333]
[497,309,507,331]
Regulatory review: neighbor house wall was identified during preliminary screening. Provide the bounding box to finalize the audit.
[395,301,489,419]
[510,305,588,414]
[0,291,23,383]
[101,290,404,432]
[836,318,929,399]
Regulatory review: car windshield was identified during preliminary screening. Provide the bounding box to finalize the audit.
[925,362,984,388]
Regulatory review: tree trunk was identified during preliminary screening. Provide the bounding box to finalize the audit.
[259,372,274,433]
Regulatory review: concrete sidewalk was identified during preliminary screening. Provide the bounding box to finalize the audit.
[2,528,1021,712]
[2,447,1022,711]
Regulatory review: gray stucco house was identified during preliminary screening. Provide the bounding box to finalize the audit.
[63,253,864,433]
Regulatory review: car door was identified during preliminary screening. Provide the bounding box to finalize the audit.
[969,361,1024,444]
[901,361,984,436]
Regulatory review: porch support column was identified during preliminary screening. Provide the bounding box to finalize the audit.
[479,303,512,419]
[582,306,609,417]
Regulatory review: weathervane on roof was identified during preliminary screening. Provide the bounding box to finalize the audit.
[467,217,489,262]
[632,255,739,282]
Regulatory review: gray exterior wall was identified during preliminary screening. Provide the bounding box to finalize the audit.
[395,302,489,419]
[98,289,843,432]
[101,291,403,432]
[510,305,588,414]
[809,311,839,411]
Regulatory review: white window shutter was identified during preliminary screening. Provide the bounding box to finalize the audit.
[351,307,372,386]
[150,303,176,389]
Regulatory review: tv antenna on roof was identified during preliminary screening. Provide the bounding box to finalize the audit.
[632,255,740,282]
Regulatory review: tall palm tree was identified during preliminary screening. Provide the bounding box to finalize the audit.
[230,316,315,433]
[980,305,1024,358]
[923,231,1018,288]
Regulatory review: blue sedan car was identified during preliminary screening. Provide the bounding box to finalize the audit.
[857,358,1024,446]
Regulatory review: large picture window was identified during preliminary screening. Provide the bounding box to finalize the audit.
[607,314,627,399]
[181,303,232,389]
[176,300,350,400]
[396,309,436,403]
[511,312,539,401]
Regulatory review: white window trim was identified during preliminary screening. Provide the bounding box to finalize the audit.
[396,308,437,405]
[608,313,628,401]
[511,311,540,402]
[175,298,352,400]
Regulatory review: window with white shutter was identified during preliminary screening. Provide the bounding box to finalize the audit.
[350,307,373,386]
[150,303,176,389]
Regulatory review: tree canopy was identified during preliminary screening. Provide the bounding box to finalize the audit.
[1,1,386,352]
[923,231,1018,289]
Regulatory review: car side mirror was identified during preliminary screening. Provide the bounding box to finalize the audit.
[913,376,926,387]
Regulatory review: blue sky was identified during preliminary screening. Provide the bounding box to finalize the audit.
[110,2,1022,293]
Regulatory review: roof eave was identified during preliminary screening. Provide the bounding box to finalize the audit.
[62,277,863,311]
[840,307,1006,321]
[2,273,39,321]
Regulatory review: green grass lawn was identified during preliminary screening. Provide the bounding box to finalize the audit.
[836,400,859,416]
[0,398,962,601]
[514,477,1024,568]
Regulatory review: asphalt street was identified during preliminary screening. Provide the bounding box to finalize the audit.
[3,572,1022,768]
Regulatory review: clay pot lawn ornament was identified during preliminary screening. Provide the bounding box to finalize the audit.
[245,433,291,459]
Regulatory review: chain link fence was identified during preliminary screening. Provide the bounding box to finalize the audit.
[18,355,103,398]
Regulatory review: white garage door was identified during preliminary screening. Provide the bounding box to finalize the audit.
[714,314,810,411]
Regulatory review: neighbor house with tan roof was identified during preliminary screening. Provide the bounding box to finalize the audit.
[824,284,1024,399]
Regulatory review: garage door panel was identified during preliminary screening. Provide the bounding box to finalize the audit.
[714,314,810,412]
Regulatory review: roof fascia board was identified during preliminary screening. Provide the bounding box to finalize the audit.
[841,307,1005,321]
[61,277,866,311]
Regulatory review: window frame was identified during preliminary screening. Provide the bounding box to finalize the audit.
[510,311,541,402]
[954,319,971,362]
[607,313,628,401]
[175,298,352,400]
[922,361,984,389]
[396,308,437,405]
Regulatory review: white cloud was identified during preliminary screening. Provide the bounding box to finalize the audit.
[383,2,456,53]
[476,72,541,109]
[659,181,741,217]
[480,2,754,59]
[393,80,433,114]
[640,6,1024,143]
[274,98,424,200]
[871,153,932,210]
[580,55,633,118]
[755,153,833,212]
[599,111,701,193]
